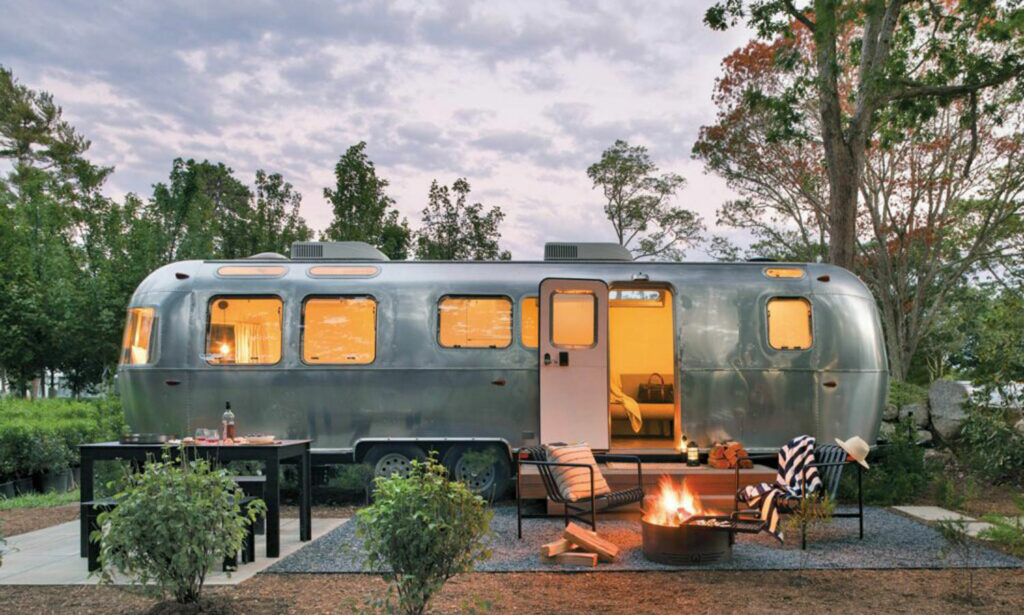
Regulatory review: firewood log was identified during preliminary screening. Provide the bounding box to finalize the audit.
[564,522,619,562]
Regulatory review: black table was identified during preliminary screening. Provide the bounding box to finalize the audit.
[79,440,312,559]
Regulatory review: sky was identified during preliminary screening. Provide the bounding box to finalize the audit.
[0,0,754,260]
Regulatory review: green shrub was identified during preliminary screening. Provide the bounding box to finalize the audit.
[0,397,124,481]
[979,495,1024,557]
[356,455,492,615]
[94,452,265,604]
[888,380,927,409]
[957,398,1024,485]
[328,463,374,504]
[839,417,931,505]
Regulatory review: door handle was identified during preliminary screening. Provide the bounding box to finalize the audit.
[164,379,182,386]
[823,381,838,389]
[491,378,506,386]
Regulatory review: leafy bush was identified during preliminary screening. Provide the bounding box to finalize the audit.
[979,495,1024,557]
[957,397,1024,485]
[95,453,265,604]
[356,455,492,615]
[0,397,124,480]
[839,417,931,505]
[888,380,927,409]
[328,463,375,504]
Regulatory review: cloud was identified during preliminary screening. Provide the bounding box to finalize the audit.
[1,0,755,258]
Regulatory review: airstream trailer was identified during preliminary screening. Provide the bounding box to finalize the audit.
[118,241,888,491]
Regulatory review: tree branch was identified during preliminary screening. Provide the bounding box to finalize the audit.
[887,70,1022,102]
[782,0,815,32]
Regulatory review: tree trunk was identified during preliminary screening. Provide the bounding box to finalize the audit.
[826,141,860,270]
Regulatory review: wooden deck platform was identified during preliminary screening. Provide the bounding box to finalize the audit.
[517,462,775,515]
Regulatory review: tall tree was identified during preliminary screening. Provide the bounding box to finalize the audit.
[414,178,511,260]
[705,1,1024,270]
[694,37,1024,381]
[322,142,411,260]
[0,65,110,395]
[240,170,312,256]
[587,140,704,260]
[149,158,252,261]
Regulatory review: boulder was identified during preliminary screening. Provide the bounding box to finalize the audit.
[929,380,971,441]
[883,404,899,421]
[1015,418,1024,436]
[878,421,898,442]
[900,402,929,428]
[915,429,933,446]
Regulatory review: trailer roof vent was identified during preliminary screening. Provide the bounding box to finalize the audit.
[290,241,390,261]
[544,242,633,262]
[247,252,288,260]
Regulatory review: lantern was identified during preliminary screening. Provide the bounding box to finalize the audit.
[686,440,700,466]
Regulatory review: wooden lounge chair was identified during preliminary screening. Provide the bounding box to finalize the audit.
[516,445,644,539]
[733,443,865,549]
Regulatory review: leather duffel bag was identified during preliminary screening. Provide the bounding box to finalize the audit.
[637,373,673,403]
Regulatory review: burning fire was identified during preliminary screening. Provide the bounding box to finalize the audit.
[643,475,703,527]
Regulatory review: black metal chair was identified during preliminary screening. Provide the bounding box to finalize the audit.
[733,443,865,549]
[516,446,644,539]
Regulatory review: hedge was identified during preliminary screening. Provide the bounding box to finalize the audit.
[0,397,125,480]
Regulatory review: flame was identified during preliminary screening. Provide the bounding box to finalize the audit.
[643,475,703,527]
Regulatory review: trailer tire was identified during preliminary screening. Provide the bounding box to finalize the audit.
[364,444,426,479]
[442,444,511,499]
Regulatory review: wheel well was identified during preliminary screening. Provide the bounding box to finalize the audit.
[353,440,511,465]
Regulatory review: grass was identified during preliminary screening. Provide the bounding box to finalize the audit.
[0,489,79,510]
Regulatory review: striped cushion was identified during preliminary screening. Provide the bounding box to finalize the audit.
[544,444,611,502]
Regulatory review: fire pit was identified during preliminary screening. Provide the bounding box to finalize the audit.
[641,476,763,565]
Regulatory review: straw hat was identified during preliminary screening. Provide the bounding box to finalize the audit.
[835,436,870,469]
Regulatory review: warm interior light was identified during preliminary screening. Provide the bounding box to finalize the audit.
[764,267,805,279]
[219,343,231,355]
[217,265,287,276]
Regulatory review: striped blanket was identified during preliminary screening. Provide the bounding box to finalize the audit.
[737,435,822,542]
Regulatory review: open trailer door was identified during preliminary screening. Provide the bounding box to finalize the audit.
[539,278,609,450]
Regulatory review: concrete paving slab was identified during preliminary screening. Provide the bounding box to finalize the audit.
[892,505,974,522]
[966,522,995,538]
[0,517,347,585]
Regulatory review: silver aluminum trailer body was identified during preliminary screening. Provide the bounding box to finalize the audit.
[118,258,888,459]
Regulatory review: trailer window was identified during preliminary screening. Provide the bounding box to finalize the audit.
[206,297,282,365]
[767,297,812,350]
[438,297,512,348]
[552,290,596,348]
[120,307,155,365]
[521,297,539,348]
[302,297,377,364]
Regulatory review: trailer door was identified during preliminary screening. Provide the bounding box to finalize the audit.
[539,278,609,450]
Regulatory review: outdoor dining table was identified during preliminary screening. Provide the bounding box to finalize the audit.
[78,439,312,559]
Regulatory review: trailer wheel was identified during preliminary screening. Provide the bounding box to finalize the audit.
[364,444,426,479]
[442,444,511,498]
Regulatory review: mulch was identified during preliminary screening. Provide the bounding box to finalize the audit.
[1,569,1023,614]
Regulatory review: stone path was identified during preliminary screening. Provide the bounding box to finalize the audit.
[0,518,347,585]
[892,505,1024,538]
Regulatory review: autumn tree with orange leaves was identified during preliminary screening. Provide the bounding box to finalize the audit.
[704,0,1024,272]
[694,32,1024,381]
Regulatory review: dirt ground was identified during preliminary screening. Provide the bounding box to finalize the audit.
[0,569,1022,614]
[0,504,78,536]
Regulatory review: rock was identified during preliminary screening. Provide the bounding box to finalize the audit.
[883,404,899,421]
[929,380,971,441]
[900,402,929,428]
[915,429,933,446]
[878,421,898,442]
[1015,418,1024,436]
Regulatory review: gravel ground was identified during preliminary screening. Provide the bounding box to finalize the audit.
[267,506,1023,573]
